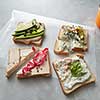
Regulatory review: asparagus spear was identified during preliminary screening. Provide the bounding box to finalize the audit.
[15,32,44,39]
[13,22,44,37]
[31,24,44,35]
[12,32,26,36]
[70,61,87,77]
[15,19,40,33]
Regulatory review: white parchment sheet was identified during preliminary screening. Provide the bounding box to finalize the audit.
[0,10,97,100]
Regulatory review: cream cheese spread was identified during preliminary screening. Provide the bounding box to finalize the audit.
[58,25,86,52]
[55,56,91,90]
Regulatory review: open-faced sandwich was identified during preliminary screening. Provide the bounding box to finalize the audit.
[52,54,96,95]
[6,47,52,78]
[6,47,36,78]
[12,19,45,46]
[54,25,88,55]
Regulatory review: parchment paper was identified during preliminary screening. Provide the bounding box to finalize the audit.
[0,10,97,100]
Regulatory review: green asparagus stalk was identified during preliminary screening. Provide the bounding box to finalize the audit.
[13,23,44,37]
[15,32,44,39]
[12,32,26,36]
[70,61,87,77]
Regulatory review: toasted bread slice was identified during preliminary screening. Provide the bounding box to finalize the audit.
[54,25,88,55]
[13,36,43,46]
[6,47,39,78]
[16,48,52,78]
[52,54,96,95]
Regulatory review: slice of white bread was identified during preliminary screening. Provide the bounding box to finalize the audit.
[54,25,88,55]
[52,54,96,95]
[6,47,38,78]
[16,50,51,78]
[13,36,43,46]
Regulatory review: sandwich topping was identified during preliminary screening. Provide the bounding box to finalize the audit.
[55,55,91,89]
[58,40,70,52]
[12,19,45,39]
[58,25,87,52]
[21,47,48,75]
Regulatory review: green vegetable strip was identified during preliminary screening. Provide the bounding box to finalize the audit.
[12,19,45,39]
[13,29,44,36]
[70,60,87,77]
[15,32,44,39]
[12,32,26,36]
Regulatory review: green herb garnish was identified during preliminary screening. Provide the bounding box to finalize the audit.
[12,19,45,39]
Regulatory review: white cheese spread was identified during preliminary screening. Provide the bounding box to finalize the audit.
[58,40,70,52]
[55,56,91,89]
[59,25,86,52]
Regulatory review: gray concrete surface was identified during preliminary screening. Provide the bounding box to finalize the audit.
[0,0,100,100]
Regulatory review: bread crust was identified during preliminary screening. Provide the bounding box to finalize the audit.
[13,37,43,46]
[52,54,96,95]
